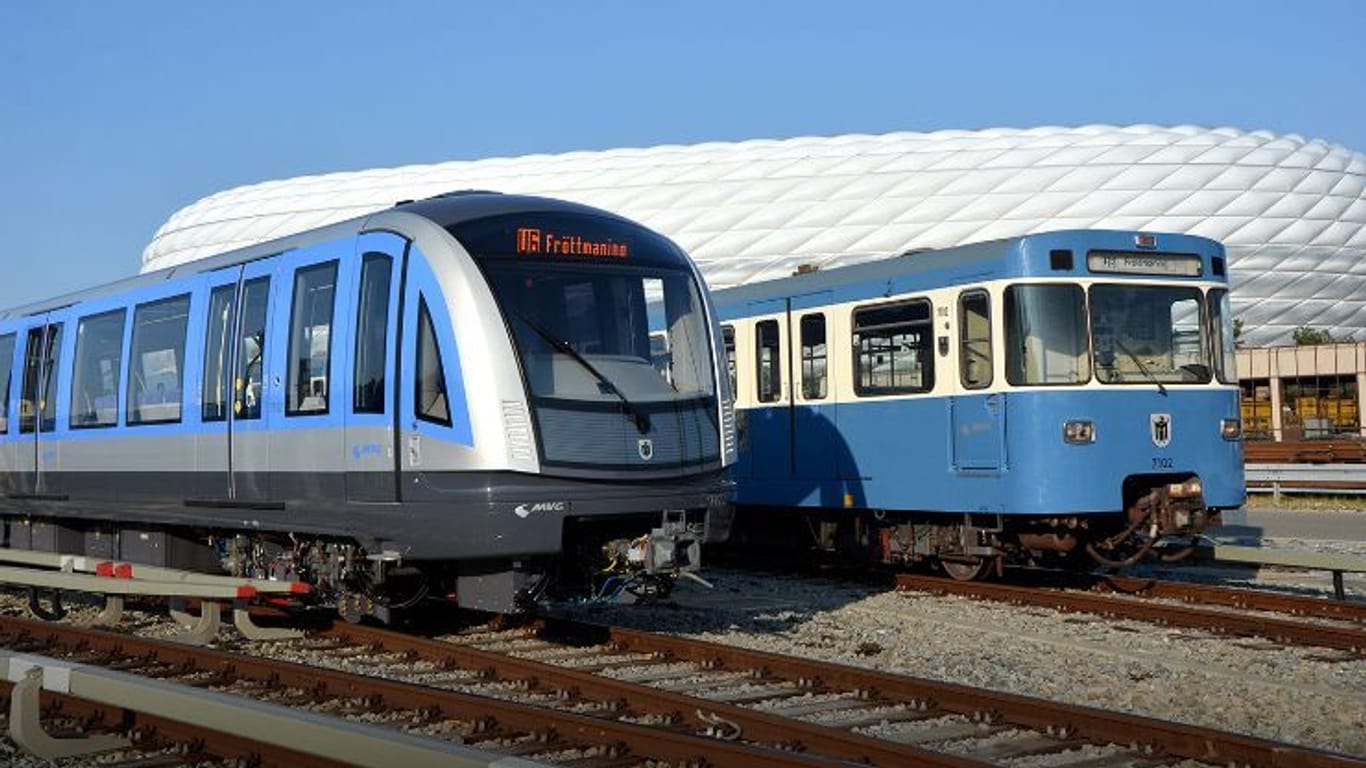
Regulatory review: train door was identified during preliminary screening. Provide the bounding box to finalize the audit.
[16,315,63,496]
[196,262,275,501]
[950,289,1003,472]
[344,233,406,502]
[747,298,791,482]
[791,292,836,481]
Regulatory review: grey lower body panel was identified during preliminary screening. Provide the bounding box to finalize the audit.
[0,469,731,560]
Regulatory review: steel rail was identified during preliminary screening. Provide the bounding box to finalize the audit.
[0,615,841,768]
[894,573,1365,654]
[322,621,987,768]
[531,616,1364,768]
[1092,573,1366,622]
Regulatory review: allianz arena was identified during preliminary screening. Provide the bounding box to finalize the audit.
[143,124,1366,347]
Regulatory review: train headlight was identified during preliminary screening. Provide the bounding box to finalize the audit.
[1063,420,1095,444]
[1220,418,1242,440]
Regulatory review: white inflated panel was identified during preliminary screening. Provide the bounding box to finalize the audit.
[143,125,1366,346]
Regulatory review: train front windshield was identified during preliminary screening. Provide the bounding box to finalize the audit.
[485,263,715,403]
[1006,283,1234,386]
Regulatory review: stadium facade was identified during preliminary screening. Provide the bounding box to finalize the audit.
[144,124,1366,348]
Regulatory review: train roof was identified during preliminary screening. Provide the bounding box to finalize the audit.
[0,192,636,320]
[711,228,1225,306]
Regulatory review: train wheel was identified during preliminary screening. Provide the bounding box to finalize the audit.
[940,557,994,581]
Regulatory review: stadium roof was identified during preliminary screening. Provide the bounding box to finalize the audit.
[144,124,1366,346]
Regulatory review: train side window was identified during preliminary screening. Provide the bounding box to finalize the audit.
[21,324,64,433]
[721,325,736,401]
[958,291,992,389]
[852,300,933,396]
[415,296,452,426]
[202,285,236,422]
[755,319,781,403]
[127,295,190,425]
[353,253,393,414]
[70,309,127,429]
[235,278,271,421]
[800,313,827,400]
[0,333,14,433]
[287,260,339,416]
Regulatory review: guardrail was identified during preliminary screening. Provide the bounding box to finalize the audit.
[1245,463,1366,499]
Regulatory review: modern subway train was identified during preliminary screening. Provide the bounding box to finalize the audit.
[0,192,734,615]
[713,230,1244,578]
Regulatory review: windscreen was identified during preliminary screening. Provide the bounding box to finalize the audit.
[485,263,715,402]
[1091,284,1209,384]
[449,211,716,405]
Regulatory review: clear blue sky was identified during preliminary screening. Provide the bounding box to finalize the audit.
[3,1,1364,310]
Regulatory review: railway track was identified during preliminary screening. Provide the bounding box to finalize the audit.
[310,615,1361,768]
[0,614,833,768]
[895,572,1366,655]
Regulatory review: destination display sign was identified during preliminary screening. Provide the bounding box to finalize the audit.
[516,227,628,259]
[1086,251,1203,277]
[448,211,690,270]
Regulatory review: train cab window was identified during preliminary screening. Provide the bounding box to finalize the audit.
[287,261,339,416]
[958,291,992,389]
[353,253,393,414]
[755,319,781,403]
[853,300,933,396]
[235,278,271,421]
[70,309,126,429]
[127,295,190,425]
[0,333,14,433]
[21,323,63,434]
[721,325,736,401]
[800,313,827,400]
[1209,288,1237,384]
[1090,284,1208,385]
[1004,285,1089,386]
[415,296,452,426]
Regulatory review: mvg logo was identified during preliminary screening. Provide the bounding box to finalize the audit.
[514,500,567,518]
[516,227,542,255]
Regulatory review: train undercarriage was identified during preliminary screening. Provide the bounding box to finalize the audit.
[0,508,709,621]
[729,475,1223,580]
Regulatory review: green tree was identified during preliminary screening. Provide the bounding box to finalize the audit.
[1292,326,1334,345]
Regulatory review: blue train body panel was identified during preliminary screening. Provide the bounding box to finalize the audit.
[716,229,1246,524]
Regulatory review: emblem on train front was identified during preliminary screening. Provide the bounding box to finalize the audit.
[637,438,654,461]
[1150,413,1172,448]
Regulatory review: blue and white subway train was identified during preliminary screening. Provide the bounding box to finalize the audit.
[0,192,734,614]
[712,230,1244,578]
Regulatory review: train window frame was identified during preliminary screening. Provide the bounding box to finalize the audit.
[415,295,453,427]
[234,277,271,422]
[1208,287,1238,385]
[799,313,828,400]
[353,253,393,415]
[286,260,340,417]
[21,323,64,434]
[721,324,737,401]
[958,290,993,390]
[851,299,934,397]
[126,294,191,426]
[69,308,127,430]
[755,319,781,403]
[201,284,236,423]
[1004,284,1091,388]
[0,333,14,434]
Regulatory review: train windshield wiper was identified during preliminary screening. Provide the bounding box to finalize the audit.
[1113,337,1167,396]
[512,312,652,434]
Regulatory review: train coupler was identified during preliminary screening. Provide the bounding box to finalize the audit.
[1134,477,1210,537]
